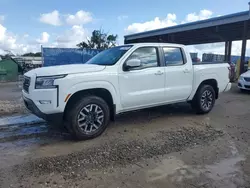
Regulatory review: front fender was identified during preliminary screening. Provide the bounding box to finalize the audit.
[61,81,119,112]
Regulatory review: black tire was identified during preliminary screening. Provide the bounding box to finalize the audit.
[191,85,215,114]
[66,96,110,140]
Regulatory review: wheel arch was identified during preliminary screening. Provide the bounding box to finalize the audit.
[194,79,219,99]
[64,87,116,121]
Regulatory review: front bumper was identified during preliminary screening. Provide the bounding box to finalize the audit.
[238,79,250,90]
[23,96,63,124]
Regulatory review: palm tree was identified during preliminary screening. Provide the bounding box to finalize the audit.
[77,29,118,50]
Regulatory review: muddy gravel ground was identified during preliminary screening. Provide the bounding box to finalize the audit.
[0,84,250,188]
[0,82,27,116]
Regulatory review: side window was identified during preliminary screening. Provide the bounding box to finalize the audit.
[126,47,159,69]
[163,47,184,66]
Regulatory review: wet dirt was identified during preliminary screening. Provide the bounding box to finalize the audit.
[0,82,27,116]
[0,84,250,188]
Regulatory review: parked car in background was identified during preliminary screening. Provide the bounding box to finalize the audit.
[238,70,250,91]
[22,43,231,140]
[192,57,201,63]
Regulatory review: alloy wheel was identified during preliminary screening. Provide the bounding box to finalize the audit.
[201,90,213,111]
[77,104,104,135]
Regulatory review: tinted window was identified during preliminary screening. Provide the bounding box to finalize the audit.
[163,47,184,66]
[127,47,158,69]
[86,45,133,66]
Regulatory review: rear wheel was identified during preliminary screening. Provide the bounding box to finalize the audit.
[191,85,215,114]
[66,96,110,140]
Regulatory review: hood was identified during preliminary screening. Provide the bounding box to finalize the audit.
[241,70,250,77]
[25,64,106,77]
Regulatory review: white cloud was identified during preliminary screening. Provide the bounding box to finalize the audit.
[36,32,50,44]
[125,10,214,34]
[0,23,40,54]
[40,10,62,26]
[0,23,18,51]
[0,21,88,54]
[66,10,93,25]
[118,15,128,21]
[184,9,213,23]
[126,13,177,33]
[56,25,88,47]
[0,23,6,41]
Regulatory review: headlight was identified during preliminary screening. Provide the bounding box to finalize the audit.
[239,76,244,80]
[35,75,67,89]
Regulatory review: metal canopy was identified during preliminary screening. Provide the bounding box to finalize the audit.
[124,11,250,45]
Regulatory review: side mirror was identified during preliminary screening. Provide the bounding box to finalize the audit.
[125,59,141,70]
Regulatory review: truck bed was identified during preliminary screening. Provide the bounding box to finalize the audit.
[192,62,228,65]
[191,62,230,96]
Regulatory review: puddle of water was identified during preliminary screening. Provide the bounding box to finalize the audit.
[0,114,44,127]
[147,157,200,182]
[0,124,48,141]
[205,156,245,185]
[147,155,245,187]
[0,136,65,168]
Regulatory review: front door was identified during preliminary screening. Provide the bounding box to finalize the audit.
[119,47,165,110]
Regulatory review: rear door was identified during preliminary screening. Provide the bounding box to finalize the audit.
[118,46,165,110]
[162,46,193,102]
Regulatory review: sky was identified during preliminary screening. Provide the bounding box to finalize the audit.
[0,0,250,56]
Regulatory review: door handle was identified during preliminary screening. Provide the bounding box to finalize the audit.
[183,69,190,73]
[155,71,164,75]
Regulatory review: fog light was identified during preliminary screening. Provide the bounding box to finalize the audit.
[39,100,51,104]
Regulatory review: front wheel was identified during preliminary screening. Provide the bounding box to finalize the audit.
[66,96,110,140]
[191,85,215,114]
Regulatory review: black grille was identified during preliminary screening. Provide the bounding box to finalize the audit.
[244,77,250,82]
[23,77,30,93]
[244,85,250,89]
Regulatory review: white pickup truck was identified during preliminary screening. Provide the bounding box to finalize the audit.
[23,43,231,140]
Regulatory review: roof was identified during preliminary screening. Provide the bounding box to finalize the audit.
[124,11,250,45]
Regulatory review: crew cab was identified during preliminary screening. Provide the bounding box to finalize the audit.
[22,43,231,140]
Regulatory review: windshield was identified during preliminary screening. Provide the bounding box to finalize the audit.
[86,45,133,65]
